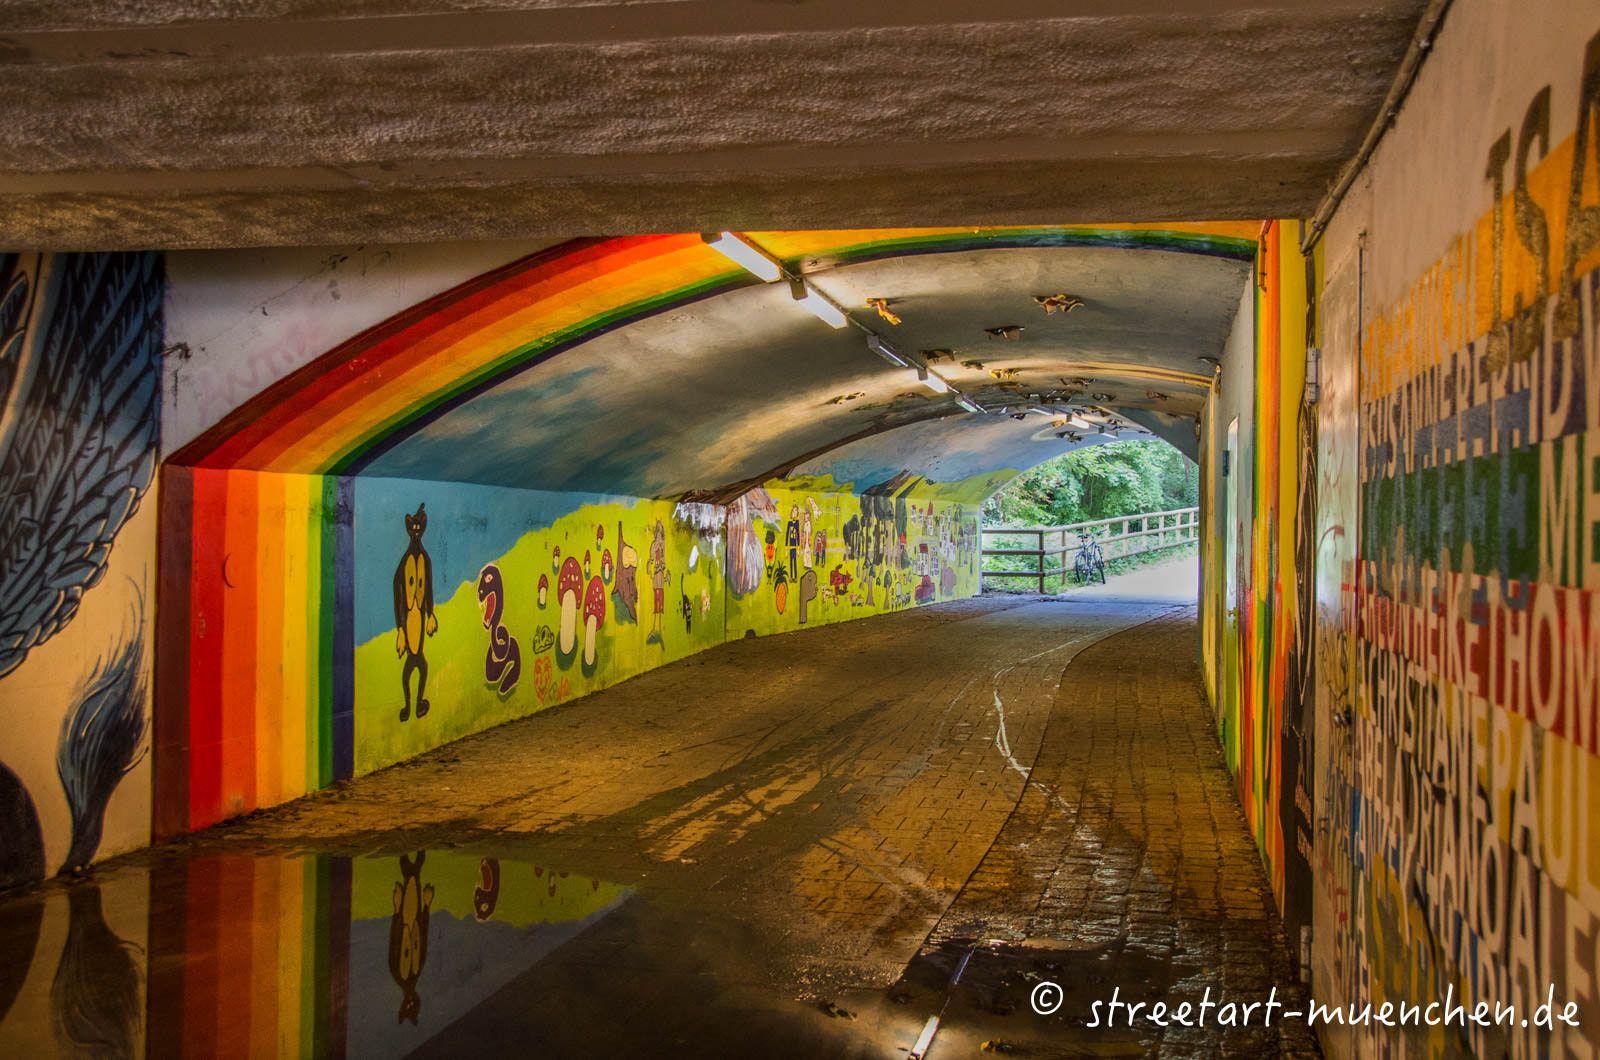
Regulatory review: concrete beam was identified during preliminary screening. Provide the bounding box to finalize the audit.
[0,0,1426,249]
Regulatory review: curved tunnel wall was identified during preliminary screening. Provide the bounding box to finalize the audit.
[2,2,1599,1055]
[152,225,1254,836]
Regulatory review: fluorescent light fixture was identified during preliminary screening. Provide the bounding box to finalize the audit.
[909,1016,940,1060]
[956,397,984,413]
[919,372,950,394]
[789,279,848,328]
[867,334,908,367]
[702,231,781,281]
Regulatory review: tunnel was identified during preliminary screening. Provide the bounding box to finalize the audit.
[2,0,1599,1057]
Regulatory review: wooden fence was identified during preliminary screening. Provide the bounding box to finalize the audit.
[979,506,1200,592]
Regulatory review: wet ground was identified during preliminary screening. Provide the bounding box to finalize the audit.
[0,579,1318,1058]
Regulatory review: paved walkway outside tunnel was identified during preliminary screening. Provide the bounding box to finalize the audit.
[0,583,1318,1058]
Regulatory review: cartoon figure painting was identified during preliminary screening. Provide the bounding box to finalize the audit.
[785,506,801,580]
[645,520,669,645]
[389,850,434,1025]
[613,521,640,623]
[475,563,521,695]
[800,504,814,570]
[393,504,437,721]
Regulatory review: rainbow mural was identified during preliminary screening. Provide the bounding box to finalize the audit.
[157,224,1261,836]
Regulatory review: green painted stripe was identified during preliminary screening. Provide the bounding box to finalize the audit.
[317,475,337,789]
[799,227,1258,266]
[305,479,324,794]
[299,856,319,1059]
[312,855,333,1048]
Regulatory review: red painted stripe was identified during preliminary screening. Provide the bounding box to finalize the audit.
[184,856,221,1058]
[215,856,257,1054]
[154,463,194,840]
[187,468,228,829]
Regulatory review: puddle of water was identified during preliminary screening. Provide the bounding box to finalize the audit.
[0,847,907,1058]
[0,848,631,1058]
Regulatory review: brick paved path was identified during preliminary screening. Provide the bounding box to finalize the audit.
[22,594,1314,1057]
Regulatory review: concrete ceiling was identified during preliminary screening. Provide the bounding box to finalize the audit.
[0,0,1426,249]
[359,242,1242,496]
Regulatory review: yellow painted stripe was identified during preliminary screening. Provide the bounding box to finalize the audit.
[274,856,305,1057]
[254,472,286,810]
[304,478,325,792]
[279,472,311,803]
[249,859,281,1059]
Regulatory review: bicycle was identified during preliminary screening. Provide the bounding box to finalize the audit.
[1073,528,1107,585]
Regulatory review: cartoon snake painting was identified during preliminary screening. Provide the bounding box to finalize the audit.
[476,563,521,695]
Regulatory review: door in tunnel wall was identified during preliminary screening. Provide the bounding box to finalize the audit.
[1222,416,1244,759]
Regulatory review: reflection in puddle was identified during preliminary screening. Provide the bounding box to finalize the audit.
[0,849,628,1058]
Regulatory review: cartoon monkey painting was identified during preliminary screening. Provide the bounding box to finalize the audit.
[393,504,437,721]
[389,850,434,1025]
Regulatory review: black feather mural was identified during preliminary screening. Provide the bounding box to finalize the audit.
[56,623,148,874]
[0,252,163,679]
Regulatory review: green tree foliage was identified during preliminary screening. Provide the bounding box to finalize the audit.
[983,440,1197,528]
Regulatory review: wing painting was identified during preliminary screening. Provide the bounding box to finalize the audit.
[0,252,163,678]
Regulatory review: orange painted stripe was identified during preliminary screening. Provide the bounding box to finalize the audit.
[220,469,260,816]
[249,859,281,1059]
[253,473,286,809]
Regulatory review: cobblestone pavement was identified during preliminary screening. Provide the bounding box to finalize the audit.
[0,594,1318,1057]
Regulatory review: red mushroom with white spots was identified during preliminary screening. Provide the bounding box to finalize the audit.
[556,556,584,661]
[537,573,549,608]
[582,575,607,670]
